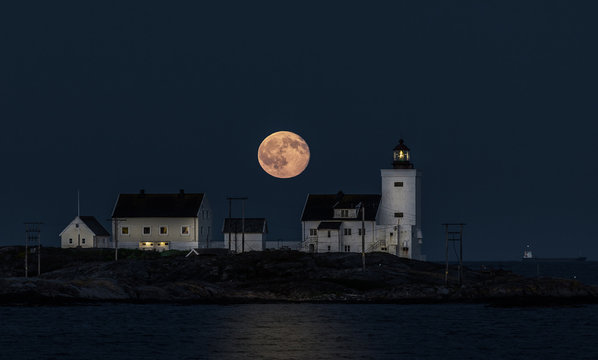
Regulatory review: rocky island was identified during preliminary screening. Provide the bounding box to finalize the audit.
[1,246,596,306]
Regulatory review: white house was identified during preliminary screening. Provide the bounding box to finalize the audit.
[300,139,424,260]
[111,190,212,251]
[301,193,382,254]
[222,218,268,253]
[60,216,111,248]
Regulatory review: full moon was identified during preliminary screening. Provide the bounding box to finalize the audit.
[258,131,310,178]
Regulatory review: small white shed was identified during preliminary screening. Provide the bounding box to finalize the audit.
[222,218,268,253]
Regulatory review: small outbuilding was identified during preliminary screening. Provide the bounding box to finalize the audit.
[60,216,111,248]
[222,218,268,253]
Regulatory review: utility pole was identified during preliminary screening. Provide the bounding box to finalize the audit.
[24,222,42,277]
[226,197,248,253]
[361,203,366,272]
[443,223,465,286]
[109,218,126,261]
[242,199,245,253]
[228,198,232,250]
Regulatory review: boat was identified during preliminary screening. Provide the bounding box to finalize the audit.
[522,246,586,262]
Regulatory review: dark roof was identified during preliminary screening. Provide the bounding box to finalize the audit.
[301,192,381,221]
[222,218,267,233]
[112,193,205,218]
[318,221,342,230]
[79,216,110,236]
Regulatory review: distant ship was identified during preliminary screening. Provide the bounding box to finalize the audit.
[522,248,586,262]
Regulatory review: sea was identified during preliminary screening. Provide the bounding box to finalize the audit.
[1,261,598,360]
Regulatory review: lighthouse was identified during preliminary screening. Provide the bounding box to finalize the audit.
[378,139,424,259]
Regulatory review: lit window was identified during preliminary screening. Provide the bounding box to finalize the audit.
[344,228,352,236]
[309,229,317,236]
[181,226,190,235]
[143,226,151,235]
[121,227,129,235]
[160,226,168,235]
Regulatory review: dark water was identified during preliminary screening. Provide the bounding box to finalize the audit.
[2,262,598,359]
[1,303,598,359]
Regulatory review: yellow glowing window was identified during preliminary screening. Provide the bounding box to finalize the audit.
[160,226,168,235]
[181,226,190,235]
[121,227,129,235]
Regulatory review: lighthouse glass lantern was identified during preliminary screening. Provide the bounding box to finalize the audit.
[392,139,414,169]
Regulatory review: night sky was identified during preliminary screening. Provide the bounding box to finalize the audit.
[1,1,596,260]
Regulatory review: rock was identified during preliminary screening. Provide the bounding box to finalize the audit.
[0,247,597,306]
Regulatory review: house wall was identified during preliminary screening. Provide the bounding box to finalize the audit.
[223,233,264,253]
[197,197,213,247]
[113,217,199,250]
[302,221,381,253]
[61,225,97,248]
[95,236,111,248]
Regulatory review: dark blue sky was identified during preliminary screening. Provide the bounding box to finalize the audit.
[0,1,596,260]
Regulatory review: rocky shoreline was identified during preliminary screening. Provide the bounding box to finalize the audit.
[1,247,596,306]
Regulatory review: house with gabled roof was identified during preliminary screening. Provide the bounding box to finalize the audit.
[60,216,111,248]
[222,218,268,253]
[111,189,212,251]
[300,140,424,260]
[301,192,382,254]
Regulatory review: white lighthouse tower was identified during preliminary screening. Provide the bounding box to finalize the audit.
[378,139,424,260]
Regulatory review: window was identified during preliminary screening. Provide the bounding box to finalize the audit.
[327,245,331,252]
[344,228,352,236]
[160,226,168,235]
[344,245,351,252]
[327,231,331,238]
[75,224,79,228]
[358,228,366,236]
[82,238,86,244]
[143,226,151,235]
[394,212,404,218]
[182,226,190,235]
[309,228,317,236]
[340,209,349,217]
[69,238,72,244]
[121,227,129,235]
[394,182,404,187]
